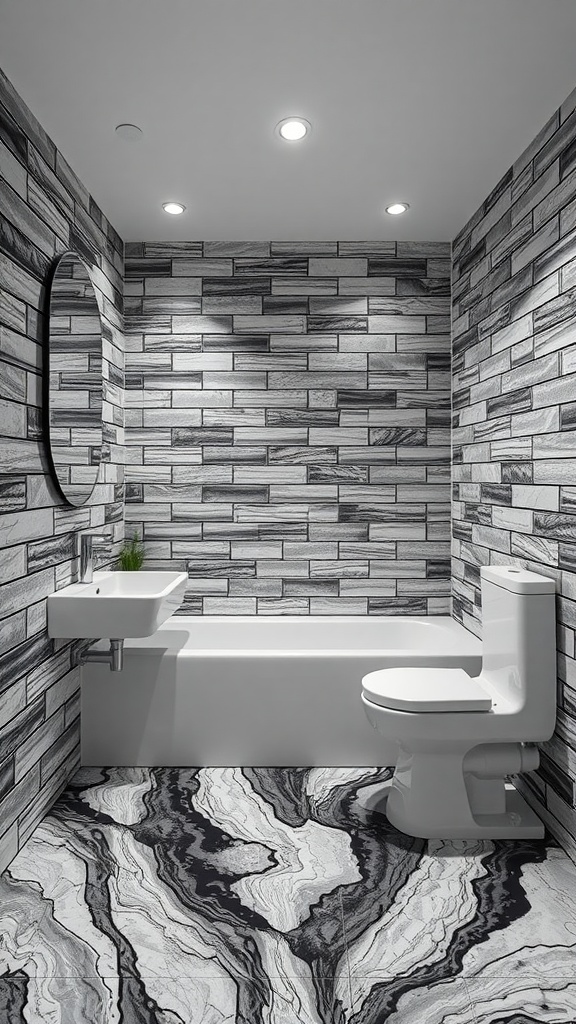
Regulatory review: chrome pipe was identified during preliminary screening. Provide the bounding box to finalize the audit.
[79,639,124,673]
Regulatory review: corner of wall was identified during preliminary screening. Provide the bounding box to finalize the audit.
[450,85,576,855]
[0,67,125,873]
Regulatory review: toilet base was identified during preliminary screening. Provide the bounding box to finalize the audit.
[361,781,544,840]
[387,782,544,840]
[359,739,546,840]
[382,741,548,840]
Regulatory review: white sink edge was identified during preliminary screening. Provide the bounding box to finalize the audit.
[47,570,189,640]
[52,570,189,599]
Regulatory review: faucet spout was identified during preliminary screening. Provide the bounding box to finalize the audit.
[79,533,108,584]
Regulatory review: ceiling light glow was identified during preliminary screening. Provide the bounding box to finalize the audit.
[162,202,186,215]
[385,202,410,215]
[276,117,311,141]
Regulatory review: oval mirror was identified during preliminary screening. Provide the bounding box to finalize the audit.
[47,251,103,506]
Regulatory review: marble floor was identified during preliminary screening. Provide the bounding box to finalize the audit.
[1,767,576,1023]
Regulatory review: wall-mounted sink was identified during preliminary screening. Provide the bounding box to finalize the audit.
[48,571,188,639]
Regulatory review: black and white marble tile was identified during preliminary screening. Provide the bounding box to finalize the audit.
[124,241,452,617]
[1,766,576,1023]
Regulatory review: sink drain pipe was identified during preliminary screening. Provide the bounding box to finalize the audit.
[78,639,124,672]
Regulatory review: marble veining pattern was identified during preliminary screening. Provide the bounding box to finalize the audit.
[124,240,451,617]
[451,80,576,855]
[1,766,576,1023]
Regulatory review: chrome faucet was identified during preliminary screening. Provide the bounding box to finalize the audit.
[79,533,108,584]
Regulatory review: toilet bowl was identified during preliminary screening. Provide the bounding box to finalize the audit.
[361,566,557,839]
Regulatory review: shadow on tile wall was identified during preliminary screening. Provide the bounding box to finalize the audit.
[0,69,124,871]
[452,82,576,858]
[124,240,451,615]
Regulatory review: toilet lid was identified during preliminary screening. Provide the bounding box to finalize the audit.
[362,668,492,712]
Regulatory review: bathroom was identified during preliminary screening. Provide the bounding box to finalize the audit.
[2,0,576,1020]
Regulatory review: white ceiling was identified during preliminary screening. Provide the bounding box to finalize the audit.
[2,0,576,242]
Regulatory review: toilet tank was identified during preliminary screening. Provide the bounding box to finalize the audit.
[480,566,556,726]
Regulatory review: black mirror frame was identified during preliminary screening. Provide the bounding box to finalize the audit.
[44,249,104,508]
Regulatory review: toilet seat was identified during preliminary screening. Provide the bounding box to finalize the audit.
[362,667,493,713]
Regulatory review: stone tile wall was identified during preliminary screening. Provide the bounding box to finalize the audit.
[124,240,451,615]
[452,83,576,857]
[9,60,576,871]
[0,69,124,872]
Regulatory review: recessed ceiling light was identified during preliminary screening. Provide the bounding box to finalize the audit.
[276,117,311,141]
[162,202,186,215]
[385,202,410,215]
[115,123,143,141]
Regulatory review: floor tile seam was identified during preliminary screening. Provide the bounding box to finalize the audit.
[345,970,576,979]
[0,971,352,980]
[462,978,480,1024]
[7,972,570,982]
[337,887,354,1011]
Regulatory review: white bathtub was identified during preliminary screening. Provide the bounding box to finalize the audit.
[81,616,482,767]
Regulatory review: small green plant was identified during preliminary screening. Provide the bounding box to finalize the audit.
[118,534,145,571]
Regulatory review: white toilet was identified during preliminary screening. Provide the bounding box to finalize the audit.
[361,566,557,840]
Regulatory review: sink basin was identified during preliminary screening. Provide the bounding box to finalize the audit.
[48,571,188,639]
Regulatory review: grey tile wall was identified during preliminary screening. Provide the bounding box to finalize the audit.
[452,82,576,859]
[0,68,124,872]
[124,240,451,615]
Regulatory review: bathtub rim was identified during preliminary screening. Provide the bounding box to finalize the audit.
[118,614,482,659]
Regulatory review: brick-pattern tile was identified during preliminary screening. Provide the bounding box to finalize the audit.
[124,240,451,615]
[0,68,124,871]
[452,96,576,851]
